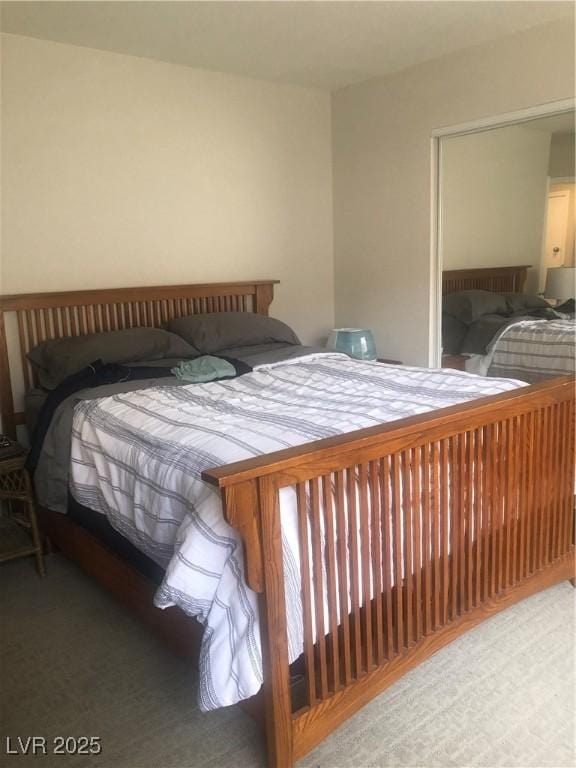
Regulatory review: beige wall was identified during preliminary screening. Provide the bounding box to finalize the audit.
[1,33,334,345]
[441,124,551,294]
[549,133,576,178]
[332,19,575,365]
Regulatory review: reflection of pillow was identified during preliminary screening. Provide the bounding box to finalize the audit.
[28,328,198,389]
[443,290,509,325]
[441,313,468,355]
[503,293,549,313]
[167,312,300,354]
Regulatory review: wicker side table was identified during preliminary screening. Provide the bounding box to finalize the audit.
[0,453,45,576]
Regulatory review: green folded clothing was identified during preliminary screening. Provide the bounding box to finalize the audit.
[171,356,237,383]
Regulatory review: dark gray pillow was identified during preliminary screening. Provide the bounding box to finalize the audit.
[166,312,300,354]
[503,293,549,313]
[441,313,468,355]
[443,290,509,325]
[28,327,199,389]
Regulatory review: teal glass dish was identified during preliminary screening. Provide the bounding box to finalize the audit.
[327,328,376,361]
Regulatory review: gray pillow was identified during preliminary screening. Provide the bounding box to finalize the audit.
[503,293,549,313]
[28,327,199,389]
[441,313,468,355]
[443,290,509,325]
[166,312,300,354]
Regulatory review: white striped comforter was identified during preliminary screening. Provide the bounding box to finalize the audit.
[69,353,523,710]
[488,319,576,383]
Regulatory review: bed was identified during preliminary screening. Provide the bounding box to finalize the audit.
[0,280,574,768]
[442,265,576,382]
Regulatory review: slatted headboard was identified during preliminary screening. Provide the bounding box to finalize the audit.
[0,280,278,437]
[442,265,530,295]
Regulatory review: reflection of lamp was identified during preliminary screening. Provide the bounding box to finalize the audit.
[545,267,576,303]
[327,328,376,360]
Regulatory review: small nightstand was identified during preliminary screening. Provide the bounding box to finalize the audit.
[0,449,45,576]
[377,357,403,365]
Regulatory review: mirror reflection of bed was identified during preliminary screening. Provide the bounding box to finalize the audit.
[438,108,576,383]
[441,265,576,382]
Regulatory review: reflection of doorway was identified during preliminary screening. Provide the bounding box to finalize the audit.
[541,181,576,291]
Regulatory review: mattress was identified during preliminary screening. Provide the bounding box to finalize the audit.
[68,352,524,711]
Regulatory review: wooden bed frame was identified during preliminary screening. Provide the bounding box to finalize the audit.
[0,280,574,768]
[442,264,530,295]
[441,265,531,370]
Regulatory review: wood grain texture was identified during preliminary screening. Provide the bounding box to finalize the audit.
[442,265,529,295]
[291,553,574,763]
[0,280,278,437]
[211,375,574,768]
[257,476,293,768]
[222,481,264,593]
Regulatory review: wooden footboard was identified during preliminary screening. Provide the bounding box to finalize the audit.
[203,376,575,768]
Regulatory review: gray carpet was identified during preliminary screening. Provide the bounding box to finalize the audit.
[1,554,574,768]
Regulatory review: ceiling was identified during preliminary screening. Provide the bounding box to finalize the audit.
[1,1,573,91]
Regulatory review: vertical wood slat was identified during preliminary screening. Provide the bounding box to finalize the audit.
[564,399,575,551]
[440,439,449,626]
[489,423,499,598]
[465,430,475,612]
[517,414,527,582]
[322,474,340,692]
[309,478,328,698]
[50,308,60,338]
[391,455,404,653]
[473,427,482,607]
[496,420,506,595]
[68,305,78,334]
[481,425,491,602]
[538,408,549,569]
[25,310,36,351]
[77,305,87,334]
[421,445,432,635]
[548,405,556,561]
[506,418,516,588]
[16,312,31,392]
[347,467,362,678]
[368,461,384,664]
[412,448,422,643]
[550,405,560,562]
[526,411,536,576]
[533,409,543,572]
[457,433,467,615]
[86,305,95,334]
[296,483,316,707]
[559,401,571,555]
[256,476,293,768]
[558,401,569,554]
[402,451,413,645]
[449,434,459,620]
[335,470,352,685]
[34,308,43,345]
[94,304,101,332]
[431,442,441,630]
[42,308,53,339]
[380,456,394,658]
[358,464,373,671]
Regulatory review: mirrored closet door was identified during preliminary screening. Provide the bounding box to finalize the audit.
[437,108,575,377]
